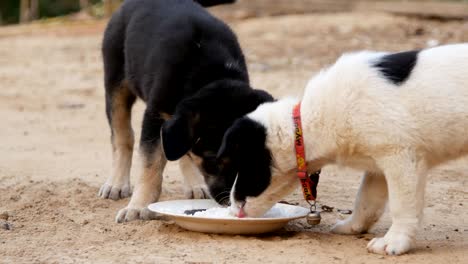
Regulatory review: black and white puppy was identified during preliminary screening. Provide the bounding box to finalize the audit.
[217,44,468,255]
[99,0,273,223]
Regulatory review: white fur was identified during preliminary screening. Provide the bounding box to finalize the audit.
[231,44,468,255]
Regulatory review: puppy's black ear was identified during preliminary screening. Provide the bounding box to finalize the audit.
[217,120,241,165]
[161,114,195,161]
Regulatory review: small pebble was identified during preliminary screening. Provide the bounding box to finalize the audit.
[10,195,21,202]
[0,212,8,221]
[446,235,449,240]
[58,103,85,109]
[1,221,12,230]
[337,209,352,215]
[321,205,334,212]
[426,39,440,47]
[454,229,459,232]
[413,27,425,36]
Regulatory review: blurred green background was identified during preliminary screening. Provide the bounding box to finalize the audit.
[0,0,111,24]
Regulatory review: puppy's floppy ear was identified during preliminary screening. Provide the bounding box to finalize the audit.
[161,113,196,161]
[217,120,241,165]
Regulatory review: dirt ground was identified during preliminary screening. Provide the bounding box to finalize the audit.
[0,7,467,264]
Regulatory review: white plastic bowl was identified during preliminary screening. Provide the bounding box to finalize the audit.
[148,199,309,235]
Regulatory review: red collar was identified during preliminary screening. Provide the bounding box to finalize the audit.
[293,102,320,201]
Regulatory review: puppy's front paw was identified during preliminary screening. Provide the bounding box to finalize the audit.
[367,233,413,255]
[331,218,366,235]
[99,182,132,200]
[184,184,210,199]
[115,206,158,223]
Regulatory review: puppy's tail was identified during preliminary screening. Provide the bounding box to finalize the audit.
[194,0,236,7]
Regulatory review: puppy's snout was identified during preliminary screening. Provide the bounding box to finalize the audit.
[238,207,246,218]
[229,200,246,218]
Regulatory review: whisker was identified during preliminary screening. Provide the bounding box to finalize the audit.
[214,190,230,200]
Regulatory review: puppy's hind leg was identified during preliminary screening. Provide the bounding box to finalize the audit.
[100,81,136,200]
[367,152,427,255]
[179,154,210,199]
[116,109,166,223]
[332,171,388,235]
[99,12,136,200]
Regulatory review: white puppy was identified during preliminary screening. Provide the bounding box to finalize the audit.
[216,44,468,255]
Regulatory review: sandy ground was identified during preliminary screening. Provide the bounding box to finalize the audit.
[0,9,467,264]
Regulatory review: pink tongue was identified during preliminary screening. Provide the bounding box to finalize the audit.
[237,207,246,218]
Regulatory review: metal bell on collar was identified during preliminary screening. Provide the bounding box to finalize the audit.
[306,211,321,225]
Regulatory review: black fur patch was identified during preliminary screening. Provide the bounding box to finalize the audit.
[217,117,272,202]
[373,50,420,85]
[140,109,165,157]
[160,114,193,161]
